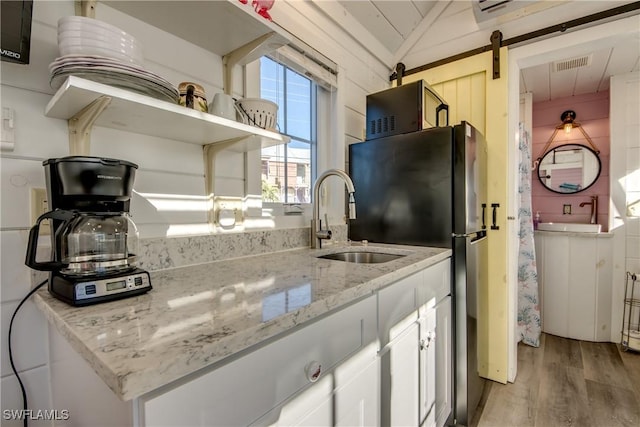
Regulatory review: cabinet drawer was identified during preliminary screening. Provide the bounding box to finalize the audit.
[251,342,379,426]
[419,259,451,306]
[140,296,377,427]
[378,270,422,344]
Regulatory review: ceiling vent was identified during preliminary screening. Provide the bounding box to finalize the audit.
[552,55,592,72]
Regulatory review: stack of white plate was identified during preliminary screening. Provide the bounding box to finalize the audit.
[49,55,179,103]
[58,16,143,66]
[52,16,178,103]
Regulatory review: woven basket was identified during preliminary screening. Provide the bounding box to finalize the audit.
[236,98,278,130]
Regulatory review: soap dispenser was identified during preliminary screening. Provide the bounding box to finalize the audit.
[534,211,541,230]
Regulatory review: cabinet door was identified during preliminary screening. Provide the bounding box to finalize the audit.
[541,235,570,336]
[435,296,452,427]
[252,376,334,426]
[419,301,437,427]
[567,236,597,340]
[387,315,420,427]
[540,234,599,341]
[334,344,379,427]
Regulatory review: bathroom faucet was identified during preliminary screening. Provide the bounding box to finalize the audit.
[579,195,598,224]
[311,169,356,249]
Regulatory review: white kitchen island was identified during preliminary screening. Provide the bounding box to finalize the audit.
[34,242,452,426]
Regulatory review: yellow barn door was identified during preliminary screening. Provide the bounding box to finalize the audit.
[402,48,509,384]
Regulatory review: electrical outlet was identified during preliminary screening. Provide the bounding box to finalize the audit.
[563,204,572,215]
[214,196,244,228]
[30,188,50,235]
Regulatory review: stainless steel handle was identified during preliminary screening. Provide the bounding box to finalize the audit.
[420,331,436,350]
[452,230,486,242]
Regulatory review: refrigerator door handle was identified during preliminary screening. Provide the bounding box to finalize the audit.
[452,230,487,243]
[481,203,487,229]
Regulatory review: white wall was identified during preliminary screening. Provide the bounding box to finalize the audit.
[0,0,388,419]
[610,71,640,342]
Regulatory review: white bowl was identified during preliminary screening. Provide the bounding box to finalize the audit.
[58,30,143,49]
[57,16,143,65]
[58,16,134,37]
[59,34,142,49]
[58,36,142,57]
[58,41,144,65]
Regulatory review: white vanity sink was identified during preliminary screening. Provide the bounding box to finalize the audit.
[537,222,601,233]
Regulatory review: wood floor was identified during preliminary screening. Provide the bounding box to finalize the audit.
[473,333,640,427]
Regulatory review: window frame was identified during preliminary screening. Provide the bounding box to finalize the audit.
[260,55,319,207]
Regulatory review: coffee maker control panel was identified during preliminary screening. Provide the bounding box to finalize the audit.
[75,271,151,301]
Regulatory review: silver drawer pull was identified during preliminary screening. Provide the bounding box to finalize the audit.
[420,331,437,350]
[305,361,322,383]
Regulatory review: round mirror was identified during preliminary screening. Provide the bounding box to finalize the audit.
[537,143,601,194]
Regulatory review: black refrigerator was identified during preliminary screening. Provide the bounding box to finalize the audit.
[349,122,487,426]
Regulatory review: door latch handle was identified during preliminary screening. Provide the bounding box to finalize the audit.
[491,203,500,230]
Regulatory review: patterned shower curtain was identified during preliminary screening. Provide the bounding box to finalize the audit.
[518,123,541,347]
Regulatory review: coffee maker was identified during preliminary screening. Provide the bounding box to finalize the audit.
[25,156,151,306]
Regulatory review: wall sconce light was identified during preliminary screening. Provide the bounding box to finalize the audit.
[532,109,600,170]
[561,110,576,134]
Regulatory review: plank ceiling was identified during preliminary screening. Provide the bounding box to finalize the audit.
[330,0,640,102]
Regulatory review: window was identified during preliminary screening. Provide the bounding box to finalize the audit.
[260,56,316,204]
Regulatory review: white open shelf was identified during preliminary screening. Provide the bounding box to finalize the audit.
[103,0,288,59]
[45,75,289,152]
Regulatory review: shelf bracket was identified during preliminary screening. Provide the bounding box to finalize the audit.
[223,32,288,95]
[68,95,111,155]
[75,0,97,18]
[203,138,246,224]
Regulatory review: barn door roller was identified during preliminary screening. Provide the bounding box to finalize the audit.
[490,30,502,80]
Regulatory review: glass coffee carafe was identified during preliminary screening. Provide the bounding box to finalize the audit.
[26,210,139,277]
[59,212,139,276]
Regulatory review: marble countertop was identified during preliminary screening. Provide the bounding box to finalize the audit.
[34,242,450,401]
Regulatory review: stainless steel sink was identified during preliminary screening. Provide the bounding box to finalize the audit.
[318,251,406,264]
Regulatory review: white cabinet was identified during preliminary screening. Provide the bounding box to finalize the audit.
[378,259,450,427]
[535,232,613,341]
[45,258,453,427]
[435,296,452,427]
[140,295,378,427]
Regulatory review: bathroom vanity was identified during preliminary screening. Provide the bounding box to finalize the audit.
[534,230,613,341]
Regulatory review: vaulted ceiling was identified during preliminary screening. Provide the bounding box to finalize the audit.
[325,1,640,102]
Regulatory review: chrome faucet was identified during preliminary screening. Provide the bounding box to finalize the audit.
[311,169,356,249]
[579,195,598,224]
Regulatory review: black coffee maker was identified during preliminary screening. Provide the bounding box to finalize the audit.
[25,156,152,306]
